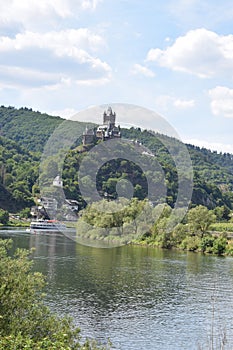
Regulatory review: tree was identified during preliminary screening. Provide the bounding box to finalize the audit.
[0,209,9,224]
[212,236,227,255]
[188,205,216,237]
[199,235,215,253]
[19,207,31,219]
[214,205,230,221]
[0,239,110,350]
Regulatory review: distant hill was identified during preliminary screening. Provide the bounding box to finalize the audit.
[0,106,62,152]
[1,105,233,213]
[0,106,93,152]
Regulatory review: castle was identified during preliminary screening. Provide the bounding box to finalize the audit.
[82,107,121,145]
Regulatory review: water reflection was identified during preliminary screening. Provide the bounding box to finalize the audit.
[1,230,233,350]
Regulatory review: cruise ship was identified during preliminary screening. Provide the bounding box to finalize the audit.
[29,219,66,233]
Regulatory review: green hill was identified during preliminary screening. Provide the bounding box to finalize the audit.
[1,105,233,214]
[0,106,92,152]
[122,128,233,210]
[0,106,63,152]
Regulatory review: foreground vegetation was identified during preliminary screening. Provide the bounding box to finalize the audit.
[0,239,111,350]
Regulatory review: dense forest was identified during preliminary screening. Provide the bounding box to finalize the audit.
[1,105,233,217]
[0,136,39,211]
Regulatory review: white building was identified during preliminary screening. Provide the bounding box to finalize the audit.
[53,175,63,188]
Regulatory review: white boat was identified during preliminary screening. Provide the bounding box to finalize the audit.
[29,219,66,233]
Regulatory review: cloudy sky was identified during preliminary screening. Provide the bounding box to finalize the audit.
[1,0,233,152]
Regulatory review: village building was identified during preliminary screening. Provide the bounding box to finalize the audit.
[53,175,63,188]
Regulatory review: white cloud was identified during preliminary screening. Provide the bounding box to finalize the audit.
[0,28,105,53]
[146,28,233,78]
[155,95,195,111]
[0,65,61,88]
[209,86,233,118]
[81,0,102,10]
[154,95,173,111]
[50,108,78,119]
[173,98,195,109]
[131,64,155,78]
[184,138,233,154]
[0,0,102,31]
[0,29,111,88]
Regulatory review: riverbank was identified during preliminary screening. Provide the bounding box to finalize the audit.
[1,220,77,229]
[0,221,30,228]
[2,219,233,257]
[132,231,233,256]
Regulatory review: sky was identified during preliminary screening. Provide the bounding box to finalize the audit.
[1,0,233,152]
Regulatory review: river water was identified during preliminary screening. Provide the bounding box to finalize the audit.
[1,228,233,350]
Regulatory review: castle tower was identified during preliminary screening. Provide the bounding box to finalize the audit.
[103,106,116,127]
[82,127,94,145]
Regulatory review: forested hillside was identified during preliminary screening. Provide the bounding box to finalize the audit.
[0,136,39,211]
[1,106,233,214]
[122,128,233,210]
[0,106,63,152]
[0,106,92,152]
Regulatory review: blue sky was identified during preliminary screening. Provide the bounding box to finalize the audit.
[1,0,233,152]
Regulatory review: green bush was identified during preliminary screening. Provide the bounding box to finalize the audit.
[226,241,233,256]
[212,236,227,255]
[0,239,110,350]
[180,236,201,251]
[19,207,31,219]
[0,209,9,224]
[210,222,233,232]
[199,236,215,253]
[0,335,111,350]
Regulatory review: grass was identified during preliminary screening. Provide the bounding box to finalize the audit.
[7,220,30,227]
[210,222,233,233]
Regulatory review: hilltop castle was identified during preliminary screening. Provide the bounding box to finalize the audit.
[82,107,121,145]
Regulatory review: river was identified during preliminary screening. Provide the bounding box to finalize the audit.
[1,228,233,350]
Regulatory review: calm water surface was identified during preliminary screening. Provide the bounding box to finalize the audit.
[1,228,233,350]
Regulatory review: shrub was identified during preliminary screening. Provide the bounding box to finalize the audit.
[0,209,9,224]
[212,236,227,255]
[199,236,215,253]
[0,239,110,350]
[180,236,201,251]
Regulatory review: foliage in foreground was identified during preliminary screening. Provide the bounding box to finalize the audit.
[0,239,110,350]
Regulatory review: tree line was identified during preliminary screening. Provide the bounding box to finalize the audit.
[77,200,233,255]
